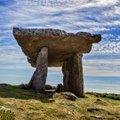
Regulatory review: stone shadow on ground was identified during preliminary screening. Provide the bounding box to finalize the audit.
[0,84,55,103]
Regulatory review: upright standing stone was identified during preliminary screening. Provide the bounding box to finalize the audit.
[30,47,48,92]
[62,53,84,97]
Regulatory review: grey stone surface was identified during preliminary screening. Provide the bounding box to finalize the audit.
[30,47,48,92]
[60,92,78,100]
[62,53,84,97]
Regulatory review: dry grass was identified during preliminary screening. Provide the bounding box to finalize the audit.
[0,84,120,120]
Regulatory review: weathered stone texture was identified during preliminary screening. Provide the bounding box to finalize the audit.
[29,47,48,92]
[13,27,102,97]
[13,27,101,67]
[62,54,84,97]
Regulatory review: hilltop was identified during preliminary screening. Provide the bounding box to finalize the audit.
[0,84,120,120]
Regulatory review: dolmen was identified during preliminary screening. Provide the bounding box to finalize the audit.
[13,27,101,97]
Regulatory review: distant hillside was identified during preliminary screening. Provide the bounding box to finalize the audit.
[0,84,120,120]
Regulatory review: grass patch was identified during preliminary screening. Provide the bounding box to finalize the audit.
[87,92,120,100]
[0,84,120,120]
[0,107,15,120]
[0,84,53,102]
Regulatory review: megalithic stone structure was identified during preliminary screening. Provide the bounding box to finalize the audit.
[13,27,101,97]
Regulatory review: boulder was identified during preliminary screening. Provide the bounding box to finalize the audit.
[60,92,78,101]
[56,83,64,92]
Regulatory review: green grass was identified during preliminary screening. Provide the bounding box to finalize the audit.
[0,84,53,102]
[0,109,15,120]
[0,84,120,120]
[87,92,120,100]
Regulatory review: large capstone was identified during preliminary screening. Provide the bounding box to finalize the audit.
[13,27,101,67]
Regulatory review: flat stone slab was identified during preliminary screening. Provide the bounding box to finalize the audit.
[13,27,101,67]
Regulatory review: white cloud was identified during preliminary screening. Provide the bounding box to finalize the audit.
[0,0,119,30]
[103,6,120,17]
[92,41,120,54]
[83,58,120,77]
[15,0,118,8]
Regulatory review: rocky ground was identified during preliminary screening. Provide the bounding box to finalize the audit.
[0,84,120,120]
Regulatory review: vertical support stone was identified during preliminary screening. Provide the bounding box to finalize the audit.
[30,47,48,92]
[62,53,84,97]
[62,61,69,91]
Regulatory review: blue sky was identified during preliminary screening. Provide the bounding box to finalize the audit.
[0,0,120,93]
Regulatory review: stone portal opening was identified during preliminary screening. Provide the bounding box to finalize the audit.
[13,27,101,97]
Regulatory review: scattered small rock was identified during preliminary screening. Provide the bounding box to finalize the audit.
[87,107,106,112]
[44,90,56,97]
[0,106,15,120]
[67,111,74,115]
[56,84,64,92]
[95,98,109,105]
[96,98,102,102]
[60,92,78,101]
[0,106,10,111]
[45,85,56,90]
[87,107,112,115]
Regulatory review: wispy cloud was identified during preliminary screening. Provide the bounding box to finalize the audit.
[92,41,120,54]
[83,58,120,77]
[0,0,120,84]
